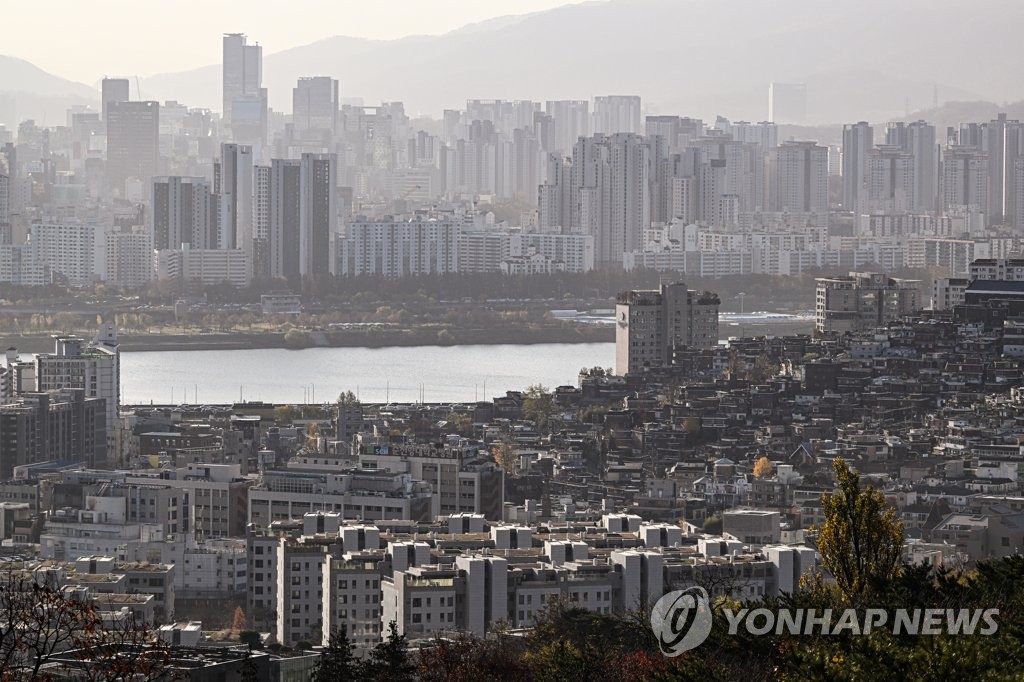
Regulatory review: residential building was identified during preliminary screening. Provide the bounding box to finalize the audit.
[815,272,920,334]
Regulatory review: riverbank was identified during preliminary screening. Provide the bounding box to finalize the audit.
[0,324,616,353]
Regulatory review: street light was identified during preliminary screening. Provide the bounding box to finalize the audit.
[736,292,747,315]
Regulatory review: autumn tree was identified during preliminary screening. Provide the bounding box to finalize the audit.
[0,570,176,680]
[752,456,774,478]
[232,606,247,635]
[491,439,517,474]
[816,457,904,603]
[305,422,321,450]
[522,384,556,430]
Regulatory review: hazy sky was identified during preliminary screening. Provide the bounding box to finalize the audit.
[9,0,587,84]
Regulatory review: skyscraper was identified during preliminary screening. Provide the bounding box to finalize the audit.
[982,114,1023,225]
[100,77,130,124]
[222,33,262,127]
[293,77,339,141]
[269,158,301,280]
[105,100,159,196]
[842,121,874,213]
[152,176,214,250]
[217,143,254,257]
[299,153,336,278]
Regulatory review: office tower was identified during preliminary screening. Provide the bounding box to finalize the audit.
[222,33,262,127]
[614,282,720,375]
[592,96,642,135]
[867,145,915,213]
[299,153,336,278]
[293,77,339,141]
[887,120,938,213]
[544,100,590,155]
[253,165,271,280]
[152,177,214,250]
[217,143,254,257]
[769,141,828,213]
[269,159,301,280]
[100,78,130,124]
[571,133,650,264]
[842,121,874,212]
[943,146,989,212]
[105,100,159,196]
[768,83,807,124]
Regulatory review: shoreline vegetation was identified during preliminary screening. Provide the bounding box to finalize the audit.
[1,316,815,353]
[1,324,617,353]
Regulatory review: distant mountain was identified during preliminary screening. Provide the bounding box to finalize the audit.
[8,0,1024,127]
[0,56,98,126]
[133,0,1024,124]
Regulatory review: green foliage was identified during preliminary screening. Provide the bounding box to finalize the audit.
[337,390,360,406]
[702,514,723,535]
[363,621,415,682]
[816,458,904,603]
[312,628,360,682]
[522,384,556,430]
[239,630,262,649]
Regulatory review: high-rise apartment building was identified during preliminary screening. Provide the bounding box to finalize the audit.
[867,145,915,214]
[571,133,650,263]
[269,159,301,280]
[592,96,642,135]
[842,121,874,213]
[886,120,938,212]
[152,176,214,250]
[216,143,254,256]
[253,165,271,280]
[614,282,720,375]
[769,141,828,214]
[106,100,159,196]
[544,100,590,155]
[943,146,989,212]
[299,153,336,278]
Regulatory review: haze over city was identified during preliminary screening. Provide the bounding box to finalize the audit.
[1,0,1024,678]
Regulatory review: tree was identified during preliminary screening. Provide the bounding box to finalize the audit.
[0,570,177,680]
[363,621,415,682]
[491,439,517,474]
[305,422,320,450]
[337,390,360,406]
[752,456,774,478]
[239,630,262,649]
[522,384,556,430]
[274,405,296,424]
[232,606,247,636]
[702,514,722,535]
[816,457,904,603]
[312,627,361,682]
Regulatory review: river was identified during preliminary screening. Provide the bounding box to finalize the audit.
[120,343,615,406]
